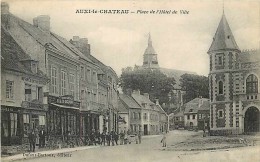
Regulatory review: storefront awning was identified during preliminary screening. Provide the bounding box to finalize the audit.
[51,103,79,110]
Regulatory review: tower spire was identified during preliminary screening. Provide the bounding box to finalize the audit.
[222,0,225,14]
[148,32,152,46]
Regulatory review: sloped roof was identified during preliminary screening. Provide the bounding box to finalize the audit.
[156,104,167,114]
[198,100,210,111]
[184,98,209,114]
[208,14,240,53]
[9,14,93,63]
[119,94,141,109]
[1,26,46,79]
[118,99,128,113]
[131,93,158,110]
[239,50,260,63]
[160,68,197,89]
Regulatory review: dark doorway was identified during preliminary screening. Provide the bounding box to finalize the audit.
[244,107,260,133]
[144,124,148,135]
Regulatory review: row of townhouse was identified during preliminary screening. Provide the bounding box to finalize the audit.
[171,97,210,130]
[1,2,118,148]
[118,90,168,135]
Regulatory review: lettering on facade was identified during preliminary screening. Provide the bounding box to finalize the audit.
[48,95,80,108]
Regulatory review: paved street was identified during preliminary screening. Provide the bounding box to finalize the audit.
[13,130,260,162]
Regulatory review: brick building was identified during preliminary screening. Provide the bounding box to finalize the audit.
[208,12,260,135]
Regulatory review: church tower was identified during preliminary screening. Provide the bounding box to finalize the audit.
[208,13,241,135]
[142,33,159,69]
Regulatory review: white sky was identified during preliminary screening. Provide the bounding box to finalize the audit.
[6,0,260,76]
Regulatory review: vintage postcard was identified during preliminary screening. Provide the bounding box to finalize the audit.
[1,0,260,162]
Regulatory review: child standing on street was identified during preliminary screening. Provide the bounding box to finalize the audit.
[161,132,167,147]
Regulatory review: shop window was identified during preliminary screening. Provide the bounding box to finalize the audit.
[10,113,18,137]
[23,114,30,136]
[246,74,258,94]
[39,115,46,125]
[1,113,9,137]
[6,80,14,99]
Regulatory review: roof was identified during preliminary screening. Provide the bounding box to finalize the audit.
[184,98,209,114]
[156,104,167,114]
[1,26,46,78]
[119,94,141,109]
[160,68,197,89]
[208,14,240,53]
[118,99,128,113]
[174,111,184,117]
[144,33,156,55]
[9,14,93,63]
[239,49,260,63]
[197,100,210,111]
[131,93,157,110]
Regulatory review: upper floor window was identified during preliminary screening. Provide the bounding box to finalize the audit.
[86,69,91,82]
[218,81,224,95]
[61,70,67,96]
[246,74,258,94]
[80,66,85,80]
[216,53,224,66]
[31,62,38,74]
[92,71,97,83]
[69,73,75,97]
[6,80,14,99]
[51,66,58,94]
[25,84,32,101]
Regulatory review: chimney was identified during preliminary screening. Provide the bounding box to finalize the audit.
[132,89,140,95]
[1,2,9,15]
[143,93,149,99]
[33,15,50,32]
[70,36,91,56]
[155,99,159,105]
[125,88,132,96]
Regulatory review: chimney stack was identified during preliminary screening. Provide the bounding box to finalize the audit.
[132,89,140,95]
[70,36,91,56]
[33,15,50,32]
[155,99,159,105]
[1,2,9,15]
[143,93,149,99]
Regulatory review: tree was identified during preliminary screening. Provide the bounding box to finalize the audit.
[119,68,176,104]
[180,74,209,103]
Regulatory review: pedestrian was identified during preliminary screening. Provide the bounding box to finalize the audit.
[135,133,138,144]
[106,132,111,146]
[28,129,36,152]
[114,132,119,145]
[101,131,106,146]
[95,130,101,145]
[90,129,96,145]
[161,132,167,147]
[111,130,115,146]
[39,128,46,148]
[138,131,142,144]
[119,131,125,145]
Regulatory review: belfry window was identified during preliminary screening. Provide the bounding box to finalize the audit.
[246,74,258,94]
[218,81,224,95]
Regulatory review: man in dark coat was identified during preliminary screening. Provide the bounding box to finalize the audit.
[28,130,36,152]
[101,131,106,146]
[39,128,46,148]
[106,132,111,146]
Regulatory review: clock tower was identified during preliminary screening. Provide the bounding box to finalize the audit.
[142,33,159,69]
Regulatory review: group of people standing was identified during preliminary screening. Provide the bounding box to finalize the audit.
[87,129,142,146]
[28,128,46,152]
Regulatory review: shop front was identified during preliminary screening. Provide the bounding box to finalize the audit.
[47,95,80,147]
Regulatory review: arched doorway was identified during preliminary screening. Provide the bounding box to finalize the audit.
[244,107,260,133]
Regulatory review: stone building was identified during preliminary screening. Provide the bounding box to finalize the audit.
[1,25,48,148]
[1,2,119,148]
[208,12,260,135]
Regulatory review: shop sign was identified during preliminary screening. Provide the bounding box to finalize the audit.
[48,95,80,108]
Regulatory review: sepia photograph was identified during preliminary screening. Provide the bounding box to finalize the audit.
[1,0,260,162]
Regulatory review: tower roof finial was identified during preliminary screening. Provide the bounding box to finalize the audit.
[223,0,225,15]
[148,32,152,46]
